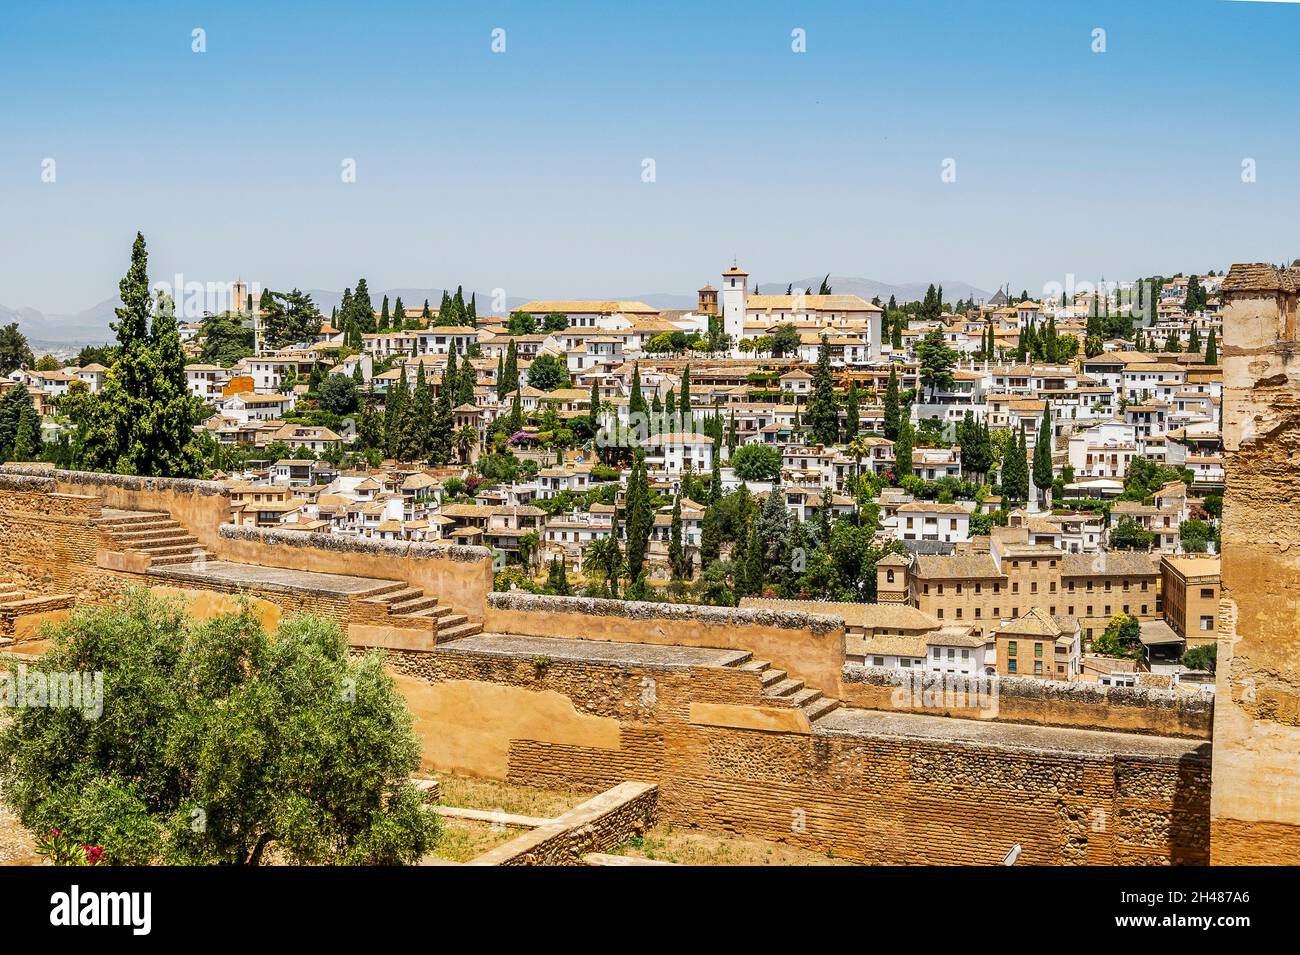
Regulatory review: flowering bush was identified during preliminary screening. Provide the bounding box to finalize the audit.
[35,829,104,866]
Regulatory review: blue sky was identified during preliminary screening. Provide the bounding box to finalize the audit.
[2,0,1299,313]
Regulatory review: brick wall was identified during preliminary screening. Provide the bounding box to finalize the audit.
[842,665,1214,739]
[468,782,659,866]
[383,642,1211,865]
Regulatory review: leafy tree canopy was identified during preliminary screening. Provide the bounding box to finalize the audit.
[0,590,438,865]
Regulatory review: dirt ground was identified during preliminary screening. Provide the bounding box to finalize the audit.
[3,776,856,866]
[436,775,587,819]
[609,823,857,866]
[0,804,42,866]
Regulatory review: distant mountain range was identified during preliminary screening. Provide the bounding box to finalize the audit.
[0,298,122,350]
[2,275,992,347]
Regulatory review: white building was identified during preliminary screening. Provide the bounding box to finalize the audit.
[893,501,973,544]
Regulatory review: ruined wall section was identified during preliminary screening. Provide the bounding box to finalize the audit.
[843,665,1213,739]
[1212,265,1300,863]
[382,642,1211,865]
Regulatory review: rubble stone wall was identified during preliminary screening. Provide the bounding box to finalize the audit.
[1212,271,1300,863]
[383,643,1211,865]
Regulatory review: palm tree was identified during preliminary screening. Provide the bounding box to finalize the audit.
[583,536,623,595]
[453,424,477,464]
[517,531,539,570]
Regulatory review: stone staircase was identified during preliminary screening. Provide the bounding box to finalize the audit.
[733,656,841,724]
[94,510,210,568]
[361,582,482,643]
[0,575,27,611]
[0,574,75,646]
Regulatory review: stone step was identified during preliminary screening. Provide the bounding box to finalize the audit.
[803,697,841,722]
[103,519,178,534]
[109,527,192,543]
[131,536,201,551]
[138,543,206,557]
[787,687,823,708]
[93,512,170,527]
[738,659,770,672]
[765,678,804,698]
[149,553,210,567]
[435,621,482,643]
[390,595,440,615]
[371,586,424,605]
[760,668,787,688]
[437,613,469,630]
[361,581,413,599]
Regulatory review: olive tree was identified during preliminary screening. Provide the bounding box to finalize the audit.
[0,589,438,865]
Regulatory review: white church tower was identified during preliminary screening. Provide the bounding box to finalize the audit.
[721,264,748,350]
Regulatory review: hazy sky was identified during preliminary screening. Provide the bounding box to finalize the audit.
[2,0,1299,313]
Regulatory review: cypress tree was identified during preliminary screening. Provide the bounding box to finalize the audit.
[1003,425,1029,504]
[1033,406,1054,501]
[625,451,652,581]
[1205,329,1218,365]
[699,499,721,568]
[668,490,685,580]
[0,384,41,462]
[385,364,408,457]
[893,419,913,481]
[883,364,901,440]
[508,390,522,431]
[589,376,601,437]
[740,517,764,597]
[845,380,860,440]
[757,483,789,570]
[399,363,431,461]
[629,362,646,417]
[547,556,570,595]
[430,354,453,463]
[808,335,839,445]
[380,295,390,331]
[501,340,519,399]
[68,234,202,477]
[679,364,691,426]
[352,279,375,335]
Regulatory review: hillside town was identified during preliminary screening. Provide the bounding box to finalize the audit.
[1,262,1228,691]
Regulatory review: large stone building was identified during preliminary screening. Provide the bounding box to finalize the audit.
[876,526,1160,640]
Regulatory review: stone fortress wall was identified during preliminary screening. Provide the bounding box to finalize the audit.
[0,466,1214,864]
[1211,265,1300,863]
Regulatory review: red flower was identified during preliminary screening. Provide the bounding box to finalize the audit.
[83,845,104,864]
[49,828,61,838]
